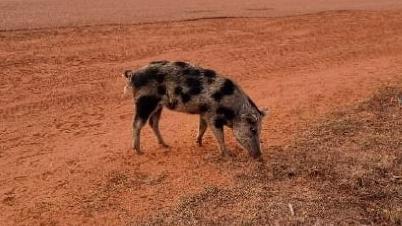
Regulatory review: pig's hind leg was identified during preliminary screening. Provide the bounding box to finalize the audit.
[149,107,169,148]
[133,95,161,154]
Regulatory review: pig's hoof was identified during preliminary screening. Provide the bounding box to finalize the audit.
[256,157,264,163]
[133,148,144,155]
[196,140,203,147]
[160,143,170,148]
[221,151,235,158]
[196,137,203,146]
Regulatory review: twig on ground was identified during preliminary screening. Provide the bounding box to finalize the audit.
[288,203,295,216]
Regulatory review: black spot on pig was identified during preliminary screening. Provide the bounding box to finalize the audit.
[216,107,235,121]
[199,104,209,113]
[145,67,165,83]
[214,117,226,128]
[174,61,188,68]
[183,68,201,77]
[221,79,235,96]
[202,69,216,78]
[186,77,203,95]
[211,79,236,102]
[212,92,223,101]
[181,93,191,103]
[132,72,149,88]
[136,95,161,120]
[133,67,166,87]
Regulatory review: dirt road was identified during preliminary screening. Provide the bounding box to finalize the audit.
[1,0,402,30]
[1,3,402,225]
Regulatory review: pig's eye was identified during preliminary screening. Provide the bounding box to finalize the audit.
[250,128,257,134]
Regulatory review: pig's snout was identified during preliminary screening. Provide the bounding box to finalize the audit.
[249,143,262,159]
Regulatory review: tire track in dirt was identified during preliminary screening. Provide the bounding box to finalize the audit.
[2,0,402,30]
[2,11,402,119]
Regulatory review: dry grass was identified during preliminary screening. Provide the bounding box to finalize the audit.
[139,84,402,225]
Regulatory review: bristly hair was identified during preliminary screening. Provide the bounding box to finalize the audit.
[247,96,262,115]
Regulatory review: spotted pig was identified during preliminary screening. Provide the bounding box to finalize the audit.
[122,61,267,158]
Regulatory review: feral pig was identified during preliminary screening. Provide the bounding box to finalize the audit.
[122,61,267,159]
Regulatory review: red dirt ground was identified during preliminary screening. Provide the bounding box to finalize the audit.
[1,0,402,30]
[1,2,402,225]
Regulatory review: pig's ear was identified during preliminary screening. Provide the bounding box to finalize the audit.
[259,107,270,117]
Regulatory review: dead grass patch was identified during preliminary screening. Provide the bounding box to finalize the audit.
[140,85,402,225]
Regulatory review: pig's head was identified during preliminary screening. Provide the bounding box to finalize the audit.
[233,106,268,159]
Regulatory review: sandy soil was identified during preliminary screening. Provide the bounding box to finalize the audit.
[2,0,402,30]
[1,3,402,225]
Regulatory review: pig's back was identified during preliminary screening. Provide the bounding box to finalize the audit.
[131,61,247,120]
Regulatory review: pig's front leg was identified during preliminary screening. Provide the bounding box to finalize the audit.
[132,115,146,154]
[149,107,169,148]
[196,116,208,146]
[208,119,233,157]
